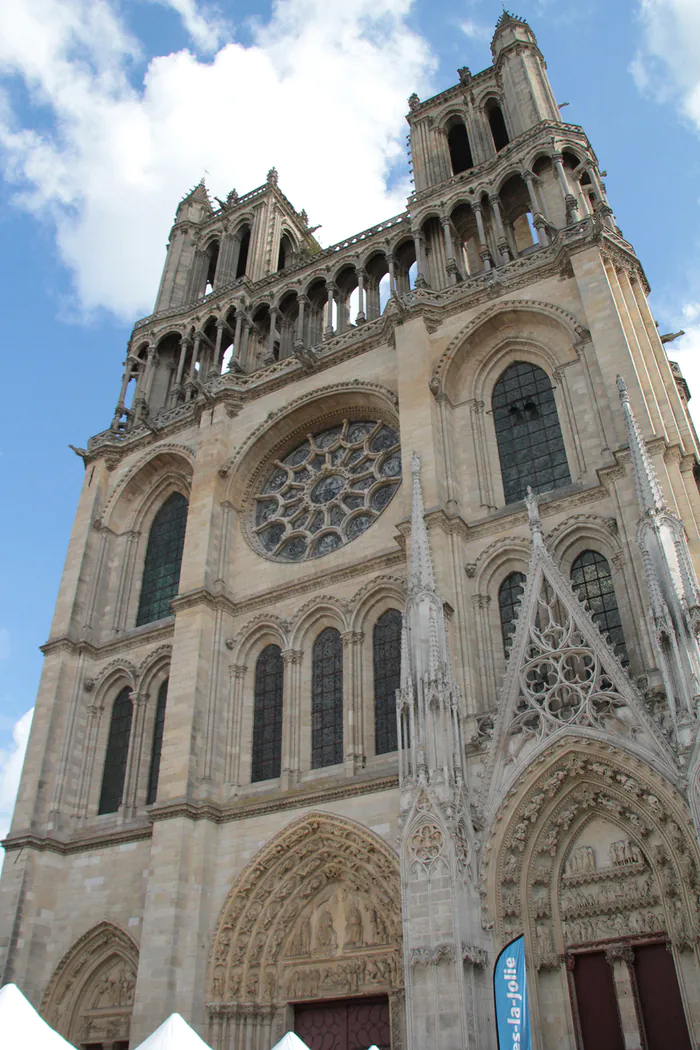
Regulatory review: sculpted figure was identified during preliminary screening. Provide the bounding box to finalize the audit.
[344,904,363,948]
[317,909,337,952]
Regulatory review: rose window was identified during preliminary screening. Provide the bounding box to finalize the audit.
[253,420,401,561]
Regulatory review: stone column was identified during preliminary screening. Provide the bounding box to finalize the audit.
[388,256,396,298]
[212,319,226,375]
[134,344,156,421]
[605,946,644,1050]
[170,336,189,404]
[112,530,140,632]
[412,230,428,288]
[228,312,244,373]
[472,203,492,271]
[121,690,149,817]
[341,631,365,776]
[468,398,496,510]
[488,193,512,262]
[73,695,103,823]
[264,306,278,363]
[280,649,303,790]
[240,317,251,371]
[552,152,579,225]
[185,332,201,398]
[441,216,460,284]
[355,271,366,322]
[324,283,336,337]
[523,170,549,245]
[224,665,247,793]
[295,295,307,347]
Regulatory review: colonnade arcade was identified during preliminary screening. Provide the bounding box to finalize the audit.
[112,137,612,436]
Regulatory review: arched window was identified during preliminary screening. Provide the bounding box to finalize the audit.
[136,492,189,627]
[487,104,509,151]
[499,571,526,654]
[146,679,168,805]
[373,609,402,755]
[571,550,628,665]
[492,362,571,505]
[447,120,474,175]
[236,228,250,278]
[98,687,133,815]
[311,627,343,768]
[251,645,284,782]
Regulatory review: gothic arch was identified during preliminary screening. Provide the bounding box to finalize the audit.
[431,300,589,402]
[41,921,138,1047]
[482,740,700,1047]
[101,446,195,531]
[207,813,403,1046]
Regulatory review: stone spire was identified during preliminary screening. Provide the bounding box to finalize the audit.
[617,376,700,729]
[397,456,486,1050]
[398,454,465,791]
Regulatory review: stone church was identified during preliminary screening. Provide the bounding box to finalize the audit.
[3,10,700,1050]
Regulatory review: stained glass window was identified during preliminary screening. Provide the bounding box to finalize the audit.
[136,492,188,626]
[253,419,401,562]
[492,362,571,505]
[373,609,402,755]
[499,571,526,655]
[146,679,168,805]
[98,687,133,815]
[571,550,628,665]
[311,628,343,768]
[251,645,284,782]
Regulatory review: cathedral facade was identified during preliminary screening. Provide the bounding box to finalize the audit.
[4,12,700,1050]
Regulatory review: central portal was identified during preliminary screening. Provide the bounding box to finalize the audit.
[294,996,391,1050]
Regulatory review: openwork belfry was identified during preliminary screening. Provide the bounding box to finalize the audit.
[5,11,700,1050]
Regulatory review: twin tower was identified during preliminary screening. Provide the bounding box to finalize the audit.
[3,12,700,1050]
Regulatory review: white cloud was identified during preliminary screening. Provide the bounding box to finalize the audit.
[0,709,33,867]
[665,307,700,429]
[631,0,700,129]
[152,0,226,53]
[0,0,434,319]
[459,19,491,42]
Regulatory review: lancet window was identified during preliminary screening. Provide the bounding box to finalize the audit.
[571,549,628,665]
[498,571,527,654]
[136,492,188,626]
[311,628,343,768]
[98,687,133,815]
[492,361,571,504]
[447,118,474,174]
[146,679,168,805]
[251,645,284,782]
[373,609,402,754]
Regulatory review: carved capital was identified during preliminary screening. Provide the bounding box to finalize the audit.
[281,648,303,667]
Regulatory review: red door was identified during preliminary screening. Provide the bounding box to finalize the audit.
[572,952,624,1050]
[295,996,391,1050]
[634,943,692,1050]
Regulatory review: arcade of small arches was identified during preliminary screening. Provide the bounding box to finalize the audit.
[113,139,610,436]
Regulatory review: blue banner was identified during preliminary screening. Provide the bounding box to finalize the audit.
[494,934,531,1050]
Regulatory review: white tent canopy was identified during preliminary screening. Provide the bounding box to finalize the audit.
[0,983,75,1049]
[270,1034,311,1050]
[131,1012,214,1050]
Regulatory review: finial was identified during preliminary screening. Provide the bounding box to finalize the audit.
[267,166,279,186]
[616,374,629,403]
[411,451,421,476]
[408,453,436,592]
[408,92,420,112]
[525,486,544,546]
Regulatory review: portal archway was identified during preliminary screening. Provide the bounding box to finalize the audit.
[41,921,138,1049]
[206,812,404,1050]
[484,741,700,1049]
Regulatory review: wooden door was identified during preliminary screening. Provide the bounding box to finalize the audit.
[634,943,692,1050]
[295,996,391,1050]
[572,951,624,1050]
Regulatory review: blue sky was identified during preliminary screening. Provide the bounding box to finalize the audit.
[1,0,700,840]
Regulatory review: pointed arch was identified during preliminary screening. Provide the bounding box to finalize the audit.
[206,813,402,1040]
[571,549,628,666]
[98,686,133,815]
[482,742,700,1048]
[41,921,138,1047]
[136,490,188,626]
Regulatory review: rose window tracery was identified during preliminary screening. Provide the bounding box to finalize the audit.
[253,420,401,561]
